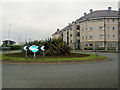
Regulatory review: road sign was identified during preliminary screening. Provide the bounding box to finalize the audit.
[93,41,95,45]
[29,45,38,53]
[40,46,45,58]
[41,46,45,51]
[23,46,28,59]
[23,45,45,59]
[23,46,27,51]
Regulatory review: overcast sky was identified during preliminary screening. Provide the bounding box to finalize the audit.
[0,0,119,45]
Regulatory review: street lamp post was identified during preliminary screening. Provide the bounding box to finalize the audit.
[25,26,31,59]
[25,26,31,43]
[8,24,11,53]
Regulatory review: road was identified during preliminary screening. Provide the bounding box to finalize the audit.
[1,50,21,54]
[2,52,118,88]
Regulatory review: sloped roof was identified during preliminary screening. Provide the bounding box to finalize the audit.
[52,30,60,36]
[52,25,70,36]
[53,10,118,36]
[77,10,118,21]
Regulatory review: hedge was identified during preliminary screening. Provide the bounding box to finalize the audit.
[2,44,22,50]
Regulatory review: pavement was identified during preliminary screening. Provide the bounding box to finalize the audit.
[1,52,119,88]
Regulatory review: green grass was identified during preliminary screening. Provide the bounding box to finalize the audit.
[0,54,2,61]
[1,53,107,62]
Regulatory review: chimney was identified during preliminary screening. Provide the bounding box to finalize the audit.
[108,7,112,11]
[72,21,74,24]
[84,13,87,16]
[75,21,76,24]
[57,29,59,31]
[90,9,93,13]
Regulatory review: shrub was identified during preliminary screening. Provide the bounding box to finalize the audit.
[97,48,105,50]
[23,38,71,56]
[10,45,22,50]
[84,48,93,50]
[75,48,82,50]
[2,44,22,50]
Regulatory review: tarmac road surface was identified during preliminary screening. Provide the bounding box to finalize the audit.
[2,52,118,88]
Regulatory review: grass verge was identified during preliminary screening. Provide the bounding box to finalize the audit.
[1,53,107,63]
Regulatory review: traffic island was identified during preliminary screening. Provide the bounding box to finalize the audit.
[1,53,109,64]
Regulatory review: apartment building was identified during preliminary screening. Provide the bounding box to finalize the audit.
[52,7,119,51]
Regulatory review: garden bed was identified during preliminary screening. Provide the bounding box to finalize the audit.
[1,52,109,64]
[5,53,90,58]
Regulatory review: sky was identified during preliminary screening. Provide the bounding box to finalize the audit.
[0,0,119,45]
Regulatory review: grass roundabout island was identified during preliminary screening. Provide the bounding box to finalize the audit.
[1,52,109,64]
[1,39,109,64]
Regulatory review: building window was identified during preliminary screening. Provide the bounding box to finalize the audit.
[98,19,102,21]
[107,26,110,30]
[107,35,110,38]
[99,35,104,38]
[85,28,87,31]
[70,28,72,30]
[89,44,93,46]
[88,27,92,31]
[99,26,104,30]
[82,36,84,39]
[88,35,92,39]
[107,43,110,47]
[113,27,115,30]
[99,43,104,47]
[112,43,115,47]
[107,19,109,21]
[70,40,72,43]
[61,33,63,36]
[86,36,87,39]
[113,35,115,38]
[112,19,115,22]
[70,34,72,37]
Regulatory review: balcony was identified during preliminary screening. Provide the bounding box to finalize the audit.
[76,25,80,30]
[76,32,80,36]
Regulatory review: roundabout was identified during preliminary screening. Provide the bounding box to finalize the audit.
[2,52,108,64]
[2,52,118,88]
